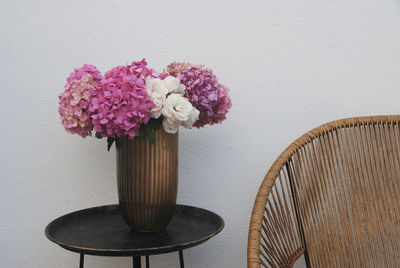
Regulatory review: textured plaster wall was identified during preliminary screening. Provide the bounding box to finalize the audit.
[1,0,400,267]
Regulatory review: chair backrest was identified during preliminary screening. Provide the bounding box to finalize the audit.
[248,116,400,268]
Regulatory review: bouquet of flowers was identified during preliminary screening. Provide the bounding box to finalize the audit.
[58,59,232,150]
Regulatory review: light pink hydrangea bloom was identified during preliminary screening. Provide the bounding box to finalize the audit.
[167,62,232,128]
[58,64,102,138]
[89,59,156,139]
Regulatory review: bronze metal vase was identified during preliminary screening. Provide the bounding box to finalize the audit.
[116,129,178,232]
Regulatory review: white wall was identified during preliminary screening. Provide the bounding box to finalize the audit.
[1,0,400,267]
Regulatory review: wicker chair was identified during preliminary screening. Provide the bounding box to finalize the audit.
[248,115,400,268]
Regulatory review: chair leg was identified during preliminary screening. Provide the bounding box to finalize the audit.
[79,253,84,268]
[146,255,150,268]
[179,250,184,268]
[133,256,141,268]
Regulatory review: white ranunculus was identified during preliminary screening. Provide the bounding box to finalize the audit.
[162,93,193,122]
[163,76,185,94]
[146,77,168,119]
[181,107,200,129]
[162,117,179,134]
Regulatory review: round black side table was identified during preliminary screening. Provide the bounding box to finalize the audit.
[45,204,224,268]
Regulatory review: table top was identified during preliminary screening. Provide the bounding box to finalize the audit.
[45,204,224,256]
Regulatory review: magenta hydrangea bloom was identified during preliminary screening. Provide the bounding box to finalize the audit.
[167,62,232,128]
[89,59,156,139]
[58,64,102,138]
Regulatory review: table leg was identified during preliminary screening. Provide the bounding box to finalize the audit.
[133,256,141,268]
[146,255,150,268]
[179,250,184,268]
[79,253,84,268]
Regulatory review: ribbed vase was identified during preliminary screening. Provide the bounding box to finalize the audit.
[116,129,178,232]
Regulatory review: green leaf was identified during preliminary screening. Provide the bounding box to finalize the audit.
[139,128,145,137]
[146,128,156,144]
[95,132,103,139]
[107,137,115,151]
[146,117,162,130]
[147,123,160,130]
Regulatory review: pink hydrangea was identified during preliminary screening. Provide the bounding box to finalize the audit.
[167,62,232,128]
[89,59,156,139]
[58,64,102,138]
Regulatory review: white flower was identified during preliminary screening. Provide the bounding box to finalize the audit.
[162,93,193,122]
[162,117,179,134]
[181,107,200,129]
[146,77,168,119]
[163,76,185,94]
[161,94,200,133]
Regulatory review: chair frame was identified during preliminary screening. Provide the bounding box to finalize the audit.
[248,115,400,268]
